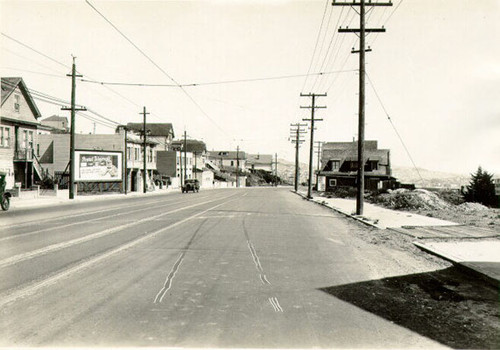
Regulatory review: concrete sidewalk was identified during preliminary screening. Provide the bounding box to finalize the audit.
[296,190,500,287]
[8,187,179,210]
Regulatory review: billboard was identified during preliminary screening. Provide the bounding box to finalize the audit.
[75,151,122,182]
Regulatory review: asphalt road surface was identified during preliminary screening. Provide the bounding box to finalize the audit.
[0,188,452,348]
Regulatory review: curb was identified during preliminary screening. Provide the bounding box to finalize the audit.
[292,190,381,229]
[413,241,499,288]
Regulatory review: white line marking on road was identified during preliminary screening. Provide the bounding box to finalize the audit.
[268,296,283,312]
[0,195,191,231]
[0,194,239,308]
[154,253,184,303]
[326,238,345,245]
[0,195,212,242]
[271,296,283,312]
[269,297,278,312]
[261,274,271,285]
[0,196,226,269]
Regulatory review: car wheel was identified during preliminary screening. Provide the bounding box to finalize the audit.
[1,195,10,211]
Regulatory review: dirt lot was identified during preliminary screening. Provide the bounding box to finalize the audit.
[343,217,500,349]
[312,188,500,349]
[368,188,500,232]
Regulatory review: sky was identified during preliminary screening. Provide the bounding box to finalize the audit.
[1,0,499,176]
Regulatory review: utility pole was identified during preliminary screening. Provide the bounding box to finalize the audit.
[333,0,392,215]
[193,151,197,182]
[290,123,307,192]
[124,126,128,195]
[274,153,278,187]
[315,141,324,189]
[141,106,149,194]
[236,145,240,188]
[183,130,188,182]
[301,93,326,199]
[61,56,86,200]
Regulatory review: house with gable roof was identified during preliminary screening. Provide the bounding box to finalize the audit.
[125,123,174,151]
[317,140,395,192]
[1,77,45,189]
[246,153,274,173]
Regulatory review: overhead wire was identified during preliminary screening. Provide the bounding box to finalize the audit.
[78,69,357,88]
[310,5,346,92]
[366,72,424,184]
[301,0,331,93]
[1,79,120,130]
[85,0,230,139]
[370,0,405,46]
[1,32,70,70]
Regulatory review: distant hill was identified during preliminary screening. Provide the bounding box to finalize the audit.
[392,166,470,189]
[276,161,471,189]
[277,158,309,185]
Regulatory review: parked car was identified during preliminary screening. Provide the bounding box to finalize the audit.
[0,171,12,211]
[182,179,200,193]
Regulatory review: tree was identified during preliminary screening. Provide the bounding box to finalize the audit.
[463,166,496,207]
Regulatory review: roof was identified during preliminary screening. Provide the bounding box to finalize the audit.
[208,151,247,160]
[171,139,207,153]
[42,115,68,122]
[247,154,273,165]
[1,77,42,119]
[323,140,379,151]
[126,123,174,138]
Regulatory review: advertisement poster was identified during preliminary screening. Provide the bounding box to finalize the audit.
[75,151,122,182]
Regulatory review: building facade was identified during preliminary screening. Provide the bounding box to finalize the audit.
[38,130,158,193]
[317,140,395,192]
[246,153,273,173]
[1,77,43,189]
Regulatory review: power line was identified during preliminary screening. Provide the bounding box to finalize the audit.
[1,32,70,70]
[366,72,424,184]
[84,0,179,86]
[78,69,357,88]
[1,35,174,136]
[370,0,405,46]
[301,0,331,93]
[311,6,347,91]
[85,0,231,139]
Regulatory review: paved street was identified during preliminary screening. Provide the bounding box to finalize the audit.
[0,188,492,348]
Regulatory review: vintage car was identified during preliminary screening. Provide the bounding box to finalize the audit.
[182,179,200,193]
[0,171,13,211]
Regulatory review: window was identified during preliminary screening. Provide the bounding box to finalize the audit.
[0,127,11,147]
[331,160,340,170]
[14,94,20,112]
[134,148,139,161]
[28,131,34,150]
[329,179,337,187]
[231,160,234,166]
[148,149,153,162]
[22,130,27,149]
[37,144,40,157]
[127,147,131,160]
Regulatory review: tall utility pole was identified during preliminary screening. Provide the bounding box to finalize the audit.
[193,151,197,182]
[183,130,187,182]
[236,145,240,188]
[301,93,326,199]
[61,57,86,200]
[124,126,128,195]
[141,106,149,194]
[315,141,324,189]
[290,123,307,192]
[333,0,392,214]
[274,153,278,187]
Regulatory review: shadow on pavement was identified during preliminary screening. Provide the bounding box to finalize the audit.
[319,267,499,349]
